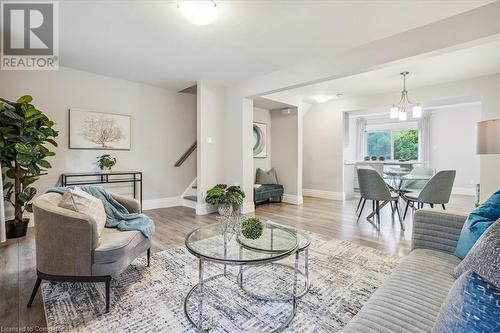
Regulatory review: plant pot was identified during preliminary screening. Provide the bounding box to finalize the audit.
[6,218,29,239]
[101,166,112,173]
[218,204,233,217]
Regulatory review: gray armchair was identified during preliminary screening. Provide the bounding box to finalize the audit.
[27,192,151,313]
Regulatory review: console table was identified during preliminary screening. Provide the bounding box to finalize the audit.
[60,171,143,208]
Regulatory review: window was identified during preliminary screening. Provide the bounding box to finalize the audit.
[367,132,391,160]
[367,129,418,160]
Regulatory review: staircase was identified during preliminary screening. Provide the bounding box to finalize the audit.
[182,179,198,209]
[175,141,198,210]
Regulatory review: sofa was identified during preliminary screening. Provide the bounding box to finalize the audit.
[343,209,467,333]
[27,192,151,313]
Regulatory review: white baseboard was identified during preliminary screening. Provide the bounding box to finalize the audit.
[452,187,475,196]
[183,198,197,209]
[142,196,182,210]
[282,194,304,205]
[302,189,345,201]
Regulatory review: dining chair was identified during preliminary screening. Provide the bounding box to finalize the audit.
[357,167,404,230]
[402,170,456,219]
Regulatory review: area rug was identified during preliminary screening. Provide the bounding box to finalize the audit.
[42,231,401,332]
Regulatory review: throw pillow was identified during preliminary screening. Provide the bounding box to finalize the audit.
[59,187,107,237]
[255,168,278,185]
[455,190,500,259]
[432,271,500,333]
[453,218,500,289]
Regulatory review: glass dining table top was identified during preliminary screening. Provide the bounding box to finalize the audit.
[185,220,299,264]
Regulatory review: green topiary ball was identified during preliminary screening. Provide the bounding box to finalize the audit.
[241,217,263,240]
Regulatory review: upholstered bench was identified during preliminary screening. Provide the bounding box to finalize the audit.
[254,184,284,204]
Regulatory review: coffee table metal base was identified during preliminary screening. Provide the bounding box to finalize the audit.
[184,253,299,333]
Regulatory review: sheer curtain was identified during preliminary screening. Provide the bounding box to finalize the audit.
[0,175,5,242]
[356,117,367,160]
[418,111,431,166]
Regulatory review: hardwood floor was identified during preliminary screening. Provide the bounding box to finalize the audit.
[0,195,474,331]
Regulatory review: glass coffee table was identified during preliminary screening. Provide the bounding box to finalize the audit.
[184,220,302,332]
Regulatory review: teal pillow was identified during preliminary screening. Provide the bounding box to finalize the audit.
[455,190,500,259]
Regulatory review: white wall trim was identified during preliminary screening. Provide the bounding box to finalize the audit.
[282,194,303,205]
[242,201,255,214]
[143,197,182,210]
[183,198,197,209]
[302,188,345,201]
[452,187,475,196]
[196,203,218,215]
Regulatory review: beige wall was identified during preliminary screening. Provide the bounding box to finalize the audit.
[0,67,197,214]
[253,107,272,176]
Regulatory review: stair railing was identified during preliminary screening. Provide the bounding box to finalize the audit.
[175,141,197,167]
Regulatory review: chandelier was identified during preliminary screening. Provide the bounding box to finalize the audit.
[390,72,422,121]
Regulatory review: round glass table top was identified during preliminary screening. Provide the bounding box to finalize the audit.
[237,221,310,252]
[185,220,298,264]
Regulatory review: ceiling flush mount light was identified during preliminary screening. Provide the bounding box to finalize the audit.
[391,72,421,121]
[178,0,217,26]
[312,94,342,104]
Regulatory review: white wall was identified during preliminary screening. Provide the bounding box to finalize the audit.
[196,81,226,214]
[429,105,481,195]
[253,107,272,175]
[0,67,197,213]
[303,102,344,196]
[271,108,301,201]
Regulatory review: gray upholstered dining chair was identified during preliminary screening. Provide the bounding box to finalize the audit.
[27,192,151,313]
[357,167,404,230]
[402,170,456,219]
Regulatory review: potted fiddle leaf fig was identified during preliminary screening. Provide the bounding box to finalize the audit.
[0,95,59,238]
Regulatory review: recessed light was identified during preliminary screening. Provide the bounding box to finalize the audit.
[312,94,342,104]
[178,0,217,26]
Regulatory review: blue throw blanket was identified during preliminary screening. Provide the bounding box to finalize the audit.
[47,186,155,238]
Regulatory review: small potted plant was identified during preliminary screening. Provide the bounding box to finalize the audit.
[0,95,58,238]
[241,216,263,240]
[205,184,245,216]
[97,154,116,172]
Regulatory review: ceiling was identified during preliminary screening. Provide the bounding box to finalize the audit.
[287,40,500,103]
[58,0,493,91]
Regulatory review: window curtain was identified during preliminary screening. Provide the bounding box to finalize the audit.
[356,117,367,160]
[418,111,431,165]
[0,174,5,242]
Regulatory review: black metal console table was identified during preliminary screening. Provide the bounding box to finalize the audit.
[60,171,143,208]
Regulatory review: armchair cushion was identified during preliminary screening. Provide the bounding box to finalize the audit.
[59,187,106,237]
[94,228,146,264]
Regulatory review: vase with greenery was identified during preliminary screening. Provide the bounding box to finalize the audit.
[0,95,58,238]
[97,154,116,171]
[205,184,245,216]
